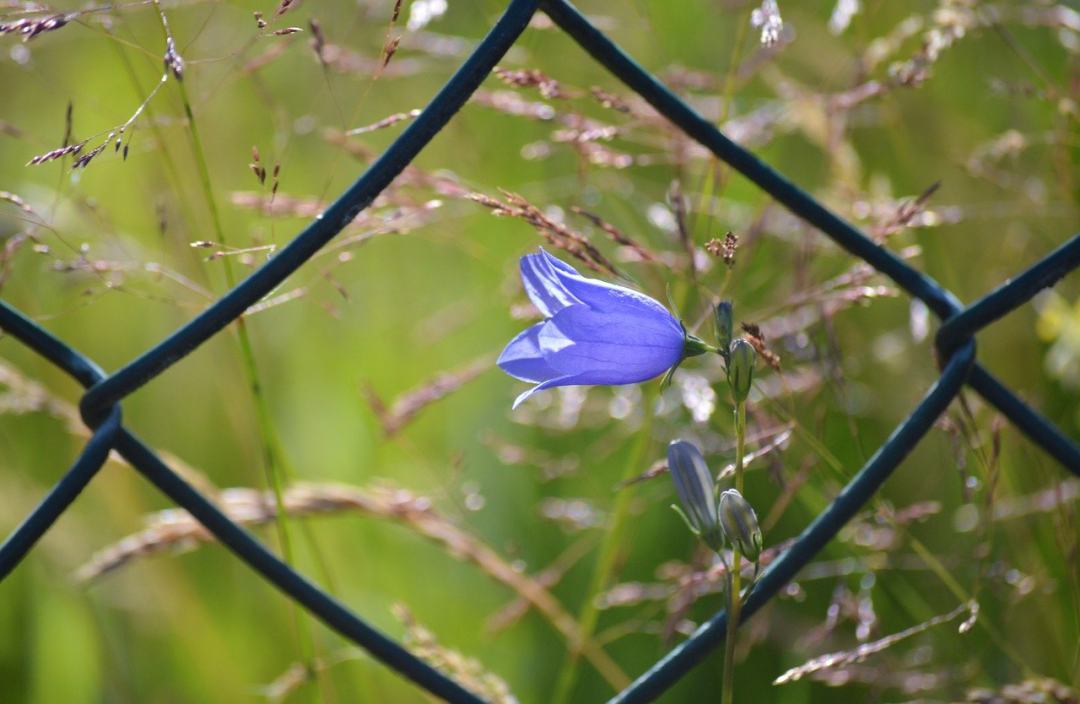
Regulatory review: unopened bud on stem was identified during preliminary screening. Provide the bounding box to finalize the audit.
[718,488,763,562]
[667,440,724,552]
[715,301,733,364]
[728,338,756,403]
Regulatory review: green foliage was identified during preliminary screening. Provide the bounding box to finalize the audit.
[1,0,1078,702]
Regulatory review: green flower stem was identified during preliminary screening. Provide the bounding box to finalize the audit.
[177,87,333,694]
[171,75,300,565]
[149,4,330,695]
[734,400,747,494]
[722,398,747,704]
[722,556,741,704]
[692,6,752,241]
[552,393,654,704]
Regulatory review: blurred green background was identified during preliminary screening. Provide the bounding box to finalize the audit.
[1,0,1078,702]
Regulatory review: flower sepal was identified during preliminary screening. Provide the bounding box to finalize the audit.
[661,332,715,390]
[682,333,712,358]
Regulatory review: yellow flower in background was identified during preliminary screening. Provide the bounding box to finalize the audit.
[1035,292,1080,428]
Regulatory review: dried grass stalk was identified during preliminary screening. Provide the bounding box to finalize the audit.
[621,426,793,487]
[471,90,556,121]
[346,108,422,136]
[0,13,68,40]
[77,481,630,688]
[570,206,658,263]
[363,356,491,437]
[966,677,1079,704]
[493,67,569,99]
[774,601,977,684]
[486,536,596,633]
[468,190,617,275]
[380,34,401,68]
[589,86,630,113]
[0,190,38,219]
[394,605,520,704]
[27,140,87,166]
[261,649,362,702]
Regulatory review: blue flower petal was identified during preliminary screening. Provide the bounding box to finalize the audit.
[539,305,684,384]
[497,323,560,383]
[520,251,581,317]
[502,250,690,408]
[511,372,590,409]
[540,250,674,320]
[538,248,580,276]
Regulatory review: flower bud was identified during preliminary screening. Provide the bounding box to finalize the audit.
[718,488,763,562]
[667,440,724,552]
[727,338,756,403]
[714,301,733,364]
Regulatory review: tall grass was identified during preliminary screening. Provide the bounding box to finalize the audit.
[0,0,1077,702]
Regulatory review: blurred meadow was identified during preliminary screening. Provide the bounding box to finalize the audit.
[1,0,1079,702]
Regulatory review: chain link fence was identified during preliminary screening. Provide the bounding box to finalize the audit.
[2,1,1078,702]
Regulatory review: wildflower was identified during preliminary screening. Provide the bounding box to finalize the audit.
[667,440,724,552]
[498,249,708,408]
[718,488,763,562]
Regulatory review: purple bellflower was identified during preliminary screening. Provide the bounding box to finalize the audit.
[498,249,709,408]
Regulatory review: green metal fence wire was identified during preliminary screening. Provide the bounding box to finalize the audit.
[1,1,1078,701]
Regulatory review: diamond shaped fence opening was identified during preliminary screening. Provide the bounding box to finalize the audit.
[1,1,1078,702]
